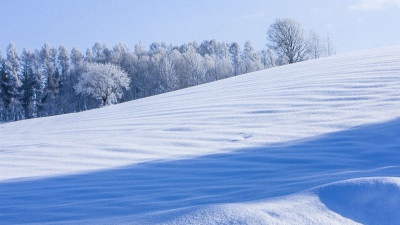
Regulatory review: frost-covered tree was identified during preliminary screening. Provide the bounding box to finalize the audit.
[40,43,59,115]
[70,47,86,111]
[58,45,70,114]
[31,50,46,117]
[102,43,112,63]
[20,48,36,119]
[169,49,184,86]
[182,46,206,86]
[134,41,151,96]
[0,53,8,120]
[267,18,309,64]
[261,49,276,68]
[324,35,336,56]
[160,57,177,92]
[85,47,94,63]
[308,30,324,59]
[74,63,130,106]
[242,41,263,73]
[3,42,22,120]
[92,42,105,63]
[229,42,242,76]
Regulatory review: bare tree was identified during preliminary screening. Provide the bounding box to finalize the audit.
[267,18,309,64]
[74,63,130,107]
[324,35,336,56]
[308,30,324,59]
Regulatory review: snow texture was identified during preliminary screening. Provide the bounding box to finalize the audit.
[1,46,400,224]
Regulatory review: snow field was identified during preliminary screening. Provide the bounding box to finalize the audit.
[1,46,400,224]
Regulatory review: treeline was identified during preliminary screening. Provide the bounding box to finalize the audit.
[0,40,271,121]
[0,21,334,121]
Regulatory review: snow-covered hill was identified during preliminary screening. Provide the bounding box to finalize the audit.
[1,46,400,224]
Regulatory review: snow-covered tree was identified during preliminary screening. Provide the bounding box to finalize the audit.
[85,47,94,63]
[324,35,336,56]
[267,18,309,64]
[3,42,22,120]
[159,56,177,92]
[40,43,59,115]
[242,41,263,73]
[31,50,45,117]
[308,30,324,59]
[182,46,206,86]
[57,45,70,114]
[261,49,276,68]
[92,42,105,63]
[0,52,7,120]
[74,63,130,106]
[229,42,242,76]
[20,48,36,119]
[70,47,86,111]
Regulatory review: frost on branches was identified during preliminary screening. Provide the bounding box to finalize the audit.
[74,63,130,107]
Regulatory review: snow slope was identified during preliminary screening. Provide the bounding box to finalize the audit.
[1,46,400,224]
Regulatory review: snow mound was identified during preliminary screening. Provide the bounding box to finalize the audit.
[316,177,400,225]
[129,177,399,225]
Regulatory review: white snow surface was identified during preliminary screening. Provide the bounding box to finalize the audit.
[1,46,400,224]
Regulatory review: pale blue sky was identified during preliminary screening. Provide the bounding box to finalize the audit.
[0,0,399,54]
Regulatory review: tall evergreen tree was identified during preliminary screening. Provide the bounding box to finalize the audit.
[58,45,70,114]
[70,47,86,111]
[0,59,10,121]
[20,48,36,119]
[40,44,59,115]
[3,42,22,120]
[31,50,45,118]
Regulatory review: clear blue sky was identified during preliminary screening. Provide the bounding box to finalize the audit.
[1,0,399,54]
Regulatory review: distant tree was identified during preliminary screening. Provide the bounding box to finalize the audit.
[214,42,233,80]
[134,41,151,96]
[20,48,36,119]
[74,63,130,107]
[0,51,3,119]
[3,42,22,120]
[182,46,206,86]
[308,30,324,59]
[58,45,70,114]
[229,42,242,76]
[30,51,45,117]
[70,47,86,111]
[308,31,337,59]
[0,59,10,120]
[242,41,263,73]
[92,42,105,63]
[40,43,59,115]
[324,35,336,56]
[102,43,112,63]
[149,42,161,55]
[267,18,309,64]
[85,47,94,63]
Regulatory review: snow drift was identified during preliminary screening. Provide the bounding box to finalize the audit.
[131,178,400,225]
[1,46,400,224]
